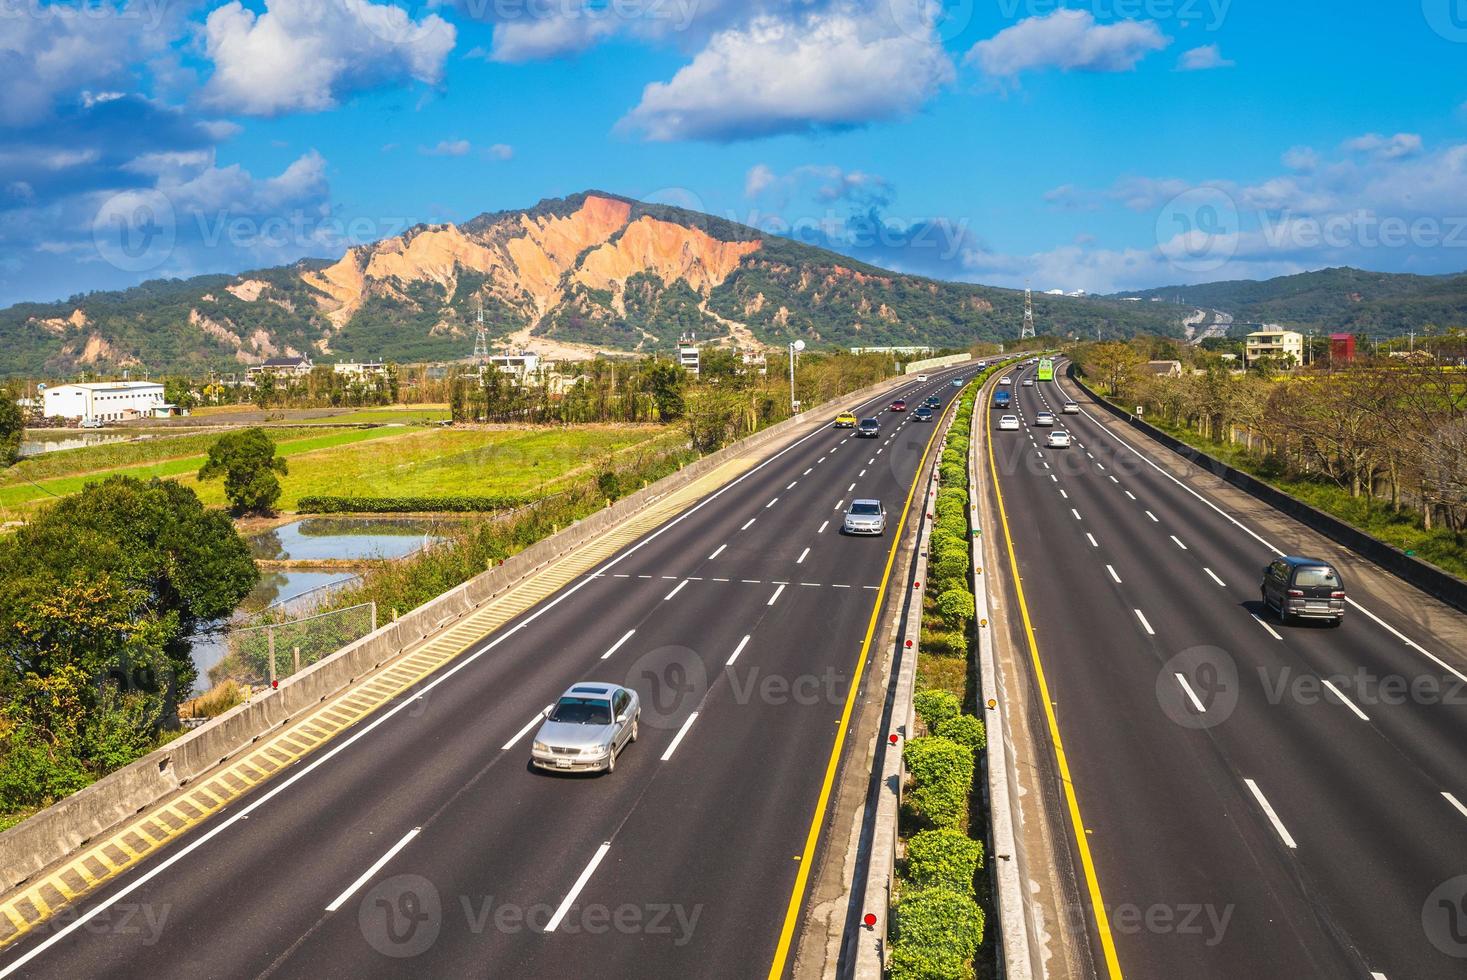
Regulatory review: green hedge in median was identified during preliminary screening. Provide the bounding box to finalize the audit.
[905,828,985,897]
[914,689,961,732]
[890,886,985,980]
[937,713,987,751]
[903,736,973,830]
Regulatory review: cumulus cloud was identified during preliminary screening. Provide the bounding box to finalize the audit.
[619,5,954,141]
[1282,146,1319,173]
[0,0,181,127]
[1342,132,1423,161]
[201,0,456,116]
[966,10,1169,79]
[1176,44,1233,71]
[485,143,514,160]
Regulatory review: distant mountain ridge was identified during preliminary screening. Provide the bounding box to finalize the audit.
[1,191,1185,376]
[1113,267,1467,336]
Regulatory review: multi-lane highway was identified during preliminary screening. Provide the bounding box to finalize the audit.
[986,358,1467,979]
[0,365,982,979]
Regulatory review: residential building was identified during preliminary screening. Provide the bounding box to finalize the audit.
[41,381,166,421]
[484,352,540,381]
[1143,360,1184,378]
[247,356,314,379]
[332,360,386,378]
[1244,329,1304,367]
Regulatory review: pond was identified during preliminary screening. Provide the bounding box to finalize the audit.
[246,517,449,562]
[18,431,134,457]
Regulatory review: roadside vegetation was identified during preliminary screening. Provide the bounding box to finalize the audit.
[0,478,256,830]
[1073,337,1467,580]
[896,365,1014,980]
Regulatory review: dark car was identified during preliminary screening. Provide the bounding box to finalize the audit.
[1261,556,1345,625]
[889,399,907,412]
[857,418,881,438]
[924,396,940,408]
[913,406,934,422]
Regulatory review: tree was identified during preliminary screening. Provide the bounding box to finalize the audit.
[251,371,277,409]
[1083,342,1145,397]
[199,427,288,515]
[645,360,686,421]
[0,475,256,704]
[0,385,22,467]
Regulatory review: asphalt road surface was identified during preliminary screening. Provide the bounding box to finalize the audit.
[0,365,979,980]
[988,358,1467,980]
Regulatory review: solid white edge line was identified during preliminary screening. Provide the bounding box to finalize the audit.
[544,842,612,933]
[1106,565,1121,584]
[726,635,752,666]
[1444,792,1467,820]
[1204,567,1227,587]
[0,364,982,977]
[325,827,420,912]
[1321,679,1370,721]
[661,711,700,762]
[664,579,689,601]
[1244,778,1298,849]
[1175,674,1207,714]
[707,544,726,560]
[767,583,786,606]
[600,629,636,661]
[1134,609,1155,636]
[1250,612,1283,641]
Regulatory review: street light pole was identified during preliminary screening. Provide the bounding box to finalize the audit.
[788,340,804,413]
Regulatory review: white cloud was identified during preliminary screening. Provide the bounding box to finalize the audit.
[201,0,455,116]
[485,143,514,160]
[488,14,619,62]
[620,5,954,141]
[1176,44,1233,71]
[966,10,1169,79]
[1282,146,1319,173]
[422,139,472,156]
[1342,132,1423,161]
[0,2,178,127]
[745,163,777,199]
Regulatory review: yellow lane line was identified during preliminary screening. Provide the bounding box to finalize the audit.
[986,394,1124,978]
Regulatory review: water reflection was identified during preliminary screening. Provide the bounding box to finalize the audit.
[246,517,448,562]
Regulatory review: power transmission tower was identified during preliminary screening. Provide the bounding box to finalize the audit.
[472,297,490,362]
[1020,281,1036,340]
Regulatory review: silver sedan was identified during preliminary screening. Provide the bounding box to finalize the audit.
[531,683,640,774]
[843,499,887,535]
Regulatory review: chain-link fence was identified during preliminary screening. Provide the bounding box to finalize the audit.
[215,602,379,687]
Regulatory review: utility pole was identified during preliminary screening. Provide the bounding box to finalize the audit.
[788,340,805,414]
[472,296,490,363]
[1020,281,1036,340]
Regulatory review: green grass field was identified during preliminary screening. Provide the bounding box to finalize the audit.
[173,425,671,511]
[0,427,405,515]
[313,406,450,425]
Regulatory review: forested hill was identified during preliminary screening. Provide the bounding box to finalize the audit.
[1,191,1186,376]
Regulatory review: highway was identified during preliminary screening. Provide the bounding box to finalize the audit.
[0,365,980,979]
[987,358,1467,979]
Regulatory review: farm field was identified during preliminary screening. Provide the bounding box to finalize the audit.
[0,427,402,515]
[175,425,672,510]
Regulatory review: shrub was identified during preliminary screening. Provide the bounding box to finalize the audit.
[891,886,985,964]
[929,528,964,557]
[889,942,972,980]
[903,736,973,829]
[297,495,533,513]
[937,713,987,751]
[905,828,984,896]
[930,550,969,588]
[936,588,976,630]
[939,462,965,486]
[913,689,961,731]
[934,512,968,540]
[936,486,968,509]
[919,628,965,658]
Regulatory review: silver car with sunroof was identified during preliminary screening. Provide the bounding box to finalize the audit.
[531,683,640,774]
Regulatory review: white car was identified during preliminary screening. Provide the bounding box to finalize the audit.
[917,374,928,382]
[999,376,1012,385]
[998,415,1021,431]
[843,499,887,535]
[1034,411,1055,427]
[1062,401,1080,414]
[1047,430,1072,448]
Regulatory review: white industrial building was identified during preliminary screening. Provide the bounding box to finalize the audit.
[42,381,166,421]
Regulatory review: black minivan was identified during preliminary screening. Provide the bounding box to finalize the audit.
[1260,556,1346,626]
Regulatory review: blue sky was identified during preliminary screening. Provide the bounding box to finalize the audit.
[4,0,1466,308]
